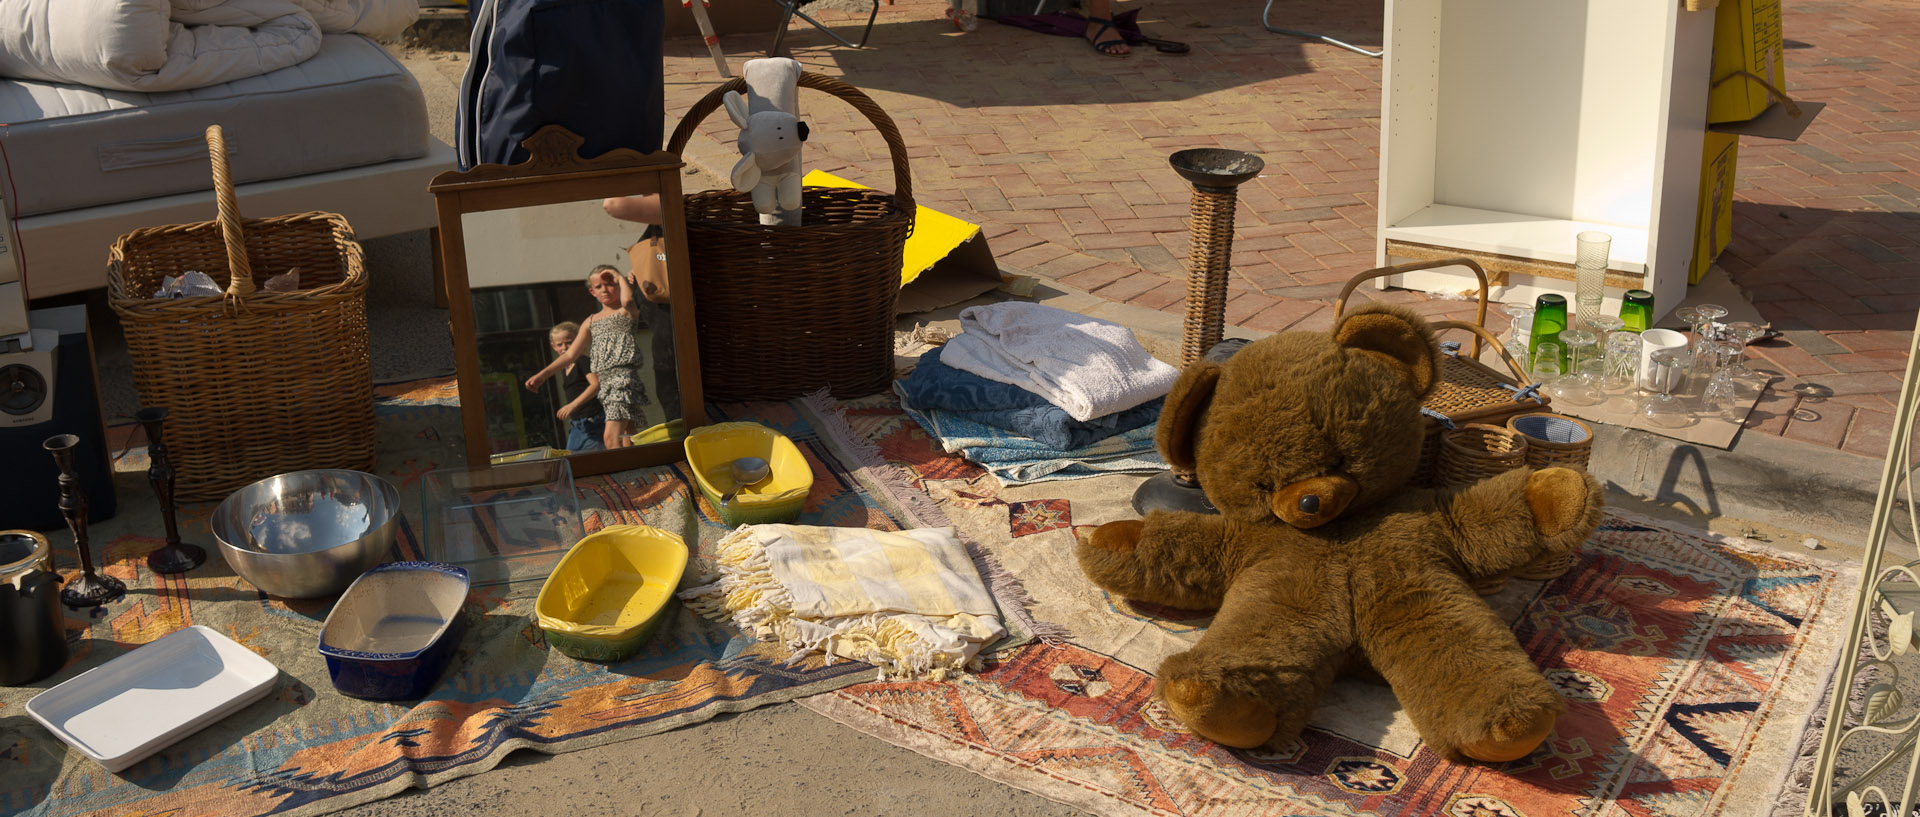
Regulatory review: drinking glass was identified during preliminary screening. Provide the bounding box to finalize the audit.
[1674,306,1705,344]
[1586,314,1626,343]
[1531,341,1564,381]
[1574,231,1611,329]
[1638,348,1693,428]
[1619,289,1655,333]
[1604,331,1642,394]
[1501,303,1536,366]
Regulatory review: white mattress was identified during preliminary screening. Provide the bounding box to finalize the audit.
[0,34,430,218]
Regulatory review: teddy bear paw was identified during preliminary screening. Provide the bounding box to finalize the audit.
[1161,678,1279,749]
[1525,467,1601,539]
[1458,704,1559,763]
[1087,520,1145,554]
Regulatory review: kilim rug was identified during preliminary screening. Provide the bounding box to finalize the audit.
[803,397,1855,817]
[0,380,1028,817]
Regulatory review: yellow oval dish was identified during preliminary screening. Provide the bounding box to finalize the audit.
[534,525,688,662]
[682,421,811,526]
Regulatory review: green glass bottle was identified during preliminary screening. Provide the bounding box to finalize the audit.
[1619,289,1655,333]
[1528,294,1569,372]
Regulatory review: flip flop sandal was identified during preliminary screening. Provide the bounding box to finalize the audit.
[1082,16,1131,57]
[1111,8,1191,54]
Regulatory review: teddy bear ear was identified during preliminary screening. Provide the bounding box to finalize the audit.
[1331,305,1441,398]
[1155,359,1222,472]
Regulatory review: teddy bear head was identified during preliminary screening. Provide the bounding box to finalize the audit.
[1156,304,1441,528]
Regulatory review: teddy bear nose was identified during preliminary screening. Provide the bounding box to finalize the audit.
[1271,475,1359,529]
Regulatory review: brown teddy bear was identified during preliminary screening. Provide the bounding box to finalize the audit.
[1079,303,1604,763]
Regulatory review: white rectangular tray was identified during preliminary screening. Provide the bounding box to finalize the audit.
[26,625,280,773]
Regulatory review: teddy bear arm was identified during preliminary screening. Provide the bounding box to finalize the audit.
[1432,467,1603,578]
[1352,571,1565,763]
[1077,512,1242,610]
[1157,565,1350,749]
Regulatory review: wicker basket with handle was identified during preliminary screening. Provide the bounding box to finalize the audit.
[107,125,373,501]
[665,73,914,401]
[1435,423,1530,489]
[1334,258,1550,488]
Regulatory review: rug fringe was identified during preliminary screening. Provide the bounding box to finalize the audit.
[798,387,1069,645]
[1764,609,1884,817]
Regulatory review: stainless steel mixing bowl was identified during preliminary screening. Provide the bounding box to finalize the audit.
[210,469,401,599]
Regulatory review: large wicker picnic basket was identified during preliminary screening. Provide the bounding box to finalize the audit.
[107,125,374,501]
[665,72,914,401]
[1333,259,1549,488]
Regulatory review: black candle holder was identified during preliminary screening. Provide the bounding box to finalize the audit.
[44,434,125,608]
[137,407,205,574]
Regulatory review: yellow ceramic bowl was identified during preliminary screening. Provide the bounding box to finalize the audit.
[682,422,811,526]
[534,525,688,662]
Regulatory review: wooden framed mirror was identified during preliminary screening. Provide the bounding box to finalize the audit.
[429,126,702,477]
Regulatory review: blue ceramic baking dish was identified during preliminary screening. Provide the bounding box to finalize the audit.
[317,561,470,701]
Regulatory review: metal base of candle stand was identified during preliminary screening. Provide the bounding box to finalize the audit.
[61,572,126,609]
[147,542,206,575]
[1131,470,1218,516]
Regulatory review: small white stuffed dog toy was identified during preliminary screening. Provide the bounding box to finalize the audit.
[724,90,809,215]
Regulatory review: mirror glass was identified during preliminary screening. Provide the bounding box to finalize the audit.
[460,201,682,460]
[430,126,700,477]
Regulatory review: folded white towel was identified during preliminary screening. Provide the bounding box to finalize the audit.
[939,302,1179,422]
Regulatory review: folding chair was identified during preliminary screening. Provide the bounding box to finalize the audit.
[768,0,880,56]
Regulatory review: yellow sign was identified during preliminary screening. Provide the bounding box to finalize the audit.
[802,170,985,288]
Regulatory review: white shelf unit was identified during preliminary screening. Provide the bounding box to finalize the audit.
[1376,0,1716,322]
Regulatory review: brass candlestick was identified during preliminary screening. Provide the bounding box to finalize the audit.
[44,434,125,608]
[137,407,205,574]
[1132,148,1265,517]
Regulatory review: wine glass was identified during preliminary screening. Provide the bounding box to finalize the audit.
[1721,320,1768,379]
[1549,329,1605,406]
[1673,306,1705,345]
[1693,303,1729,343]
[1638,348,1694,428]
[1585,314,1626,341]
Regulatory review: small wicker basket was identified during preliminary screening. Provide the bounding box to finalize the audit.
[1506,413,1594,471]
[665,73,914,401]
[1435,424,1530,489]
[107,125,373,501]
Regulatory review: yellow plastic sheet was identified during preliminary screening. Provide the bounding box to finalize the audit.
[802,170,983,288]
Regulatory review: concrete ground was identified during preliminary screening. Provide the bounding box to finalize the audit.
[55,3,1901,814]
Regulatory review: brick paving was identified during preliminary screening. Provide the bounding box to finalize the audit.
[659,0,1920,459]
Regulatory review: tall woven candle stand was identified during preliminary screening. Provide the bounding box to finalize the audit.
[1132,148,1266,516]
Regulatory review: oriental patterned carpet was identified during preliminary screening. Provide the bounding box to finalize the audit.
[802,398,1855,817]
[0,380,1011,817]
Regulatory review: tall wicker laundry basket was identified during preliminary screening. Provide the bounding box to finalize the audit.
[665,72,914,401]
[106,126,374,501]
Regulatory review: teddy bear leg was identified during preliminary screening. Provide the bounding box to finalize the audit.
[1438,467,1604,582]
[1155,566,1347,749]
[1076,512,1236,611]
[1356,579,1566,763]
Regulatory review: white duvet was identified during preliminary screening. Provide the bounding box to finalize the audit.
[0,0,417,92]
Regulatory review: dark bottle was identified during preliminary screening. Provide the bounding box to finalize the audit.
[1619,289,1655,333]
[0,530,69,685]
[1528,294,1570,371]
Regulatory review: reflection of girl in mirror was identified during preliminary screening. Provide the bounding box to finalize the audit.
[548,321,605,453]
[526,265,645,449]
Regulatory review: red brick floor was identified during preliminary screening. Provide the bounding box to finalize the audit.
[660,0,1920,459]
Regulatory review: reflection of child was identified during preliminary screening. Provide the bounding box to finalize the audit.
[526,266,645,449]
[548,322,605,452]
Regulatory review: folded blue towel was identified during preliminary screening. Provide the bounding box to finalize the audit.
[900,346,1163,451]
[896,383,1164,485]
